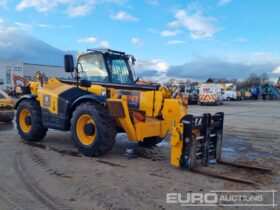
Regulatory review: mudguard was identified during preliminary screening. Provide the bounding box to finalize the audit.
[15,94,37,109]
[70,94,106,113]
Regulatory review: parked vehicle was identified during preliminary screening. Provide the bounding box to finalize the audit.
[0,89,14,123]
[251,86,261,100]
[244,89,252,99]
[262,83,280,100]
[199,83,223,105]
[275,77,280,90]
[184,83,200,104]
[236,90,243,101]
[220,83,237,101]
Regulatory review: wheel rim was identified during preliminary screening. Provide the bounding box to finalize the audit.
[19,109,32,133]
[76,114,96,146]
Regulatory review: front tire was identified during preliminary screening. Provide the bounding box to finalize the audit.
[16,100,47,141]
[71,102,117,156]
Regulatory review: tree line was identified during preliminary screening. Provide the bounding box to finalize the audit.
[165,73,277,90]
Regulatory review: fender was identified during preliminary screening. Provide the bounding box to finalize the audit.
[15,94,37,109]
[70,94,106,115]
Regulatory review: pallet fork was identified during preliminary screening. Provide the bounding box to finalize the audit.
[171,113,272,184]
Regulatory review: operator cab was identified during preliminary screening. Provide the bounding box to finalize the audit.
[64,49,159,90]
[66,49,135,85]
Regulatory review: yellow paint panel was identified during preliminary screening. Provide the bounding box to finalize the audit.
[80,85,105,96]
[139,91,154,116]
[135,117,162,140]
[38,78,74,114]
[162,99,187,127]
[109,97,137,141]
[170,123,184,167]
[153,91,164,117]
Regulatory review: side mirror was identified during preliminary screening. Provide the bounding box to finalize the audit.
[132,57,136,65]
[64,55,74,73]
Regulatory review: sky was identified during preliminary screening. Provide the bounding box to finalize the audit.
[0,0,280,81]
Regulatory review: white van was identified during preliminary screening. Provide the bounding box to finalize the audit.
[199,83,223,105]
[221,83,237,101]
[223,90,237,101]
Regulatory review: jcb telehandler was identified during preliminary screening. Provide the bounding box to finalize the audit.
[15,49,271,183]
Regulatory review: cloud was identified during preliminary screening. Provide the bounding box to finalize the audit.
[167,21,181,27]
[168,8,218,40]
[133,51,280,80]
[67,3,94,17]
[134,59,169,79]
[1,20,73,32]
[16,0,64,12]
[77,37,110,48]
[16,0,98,17]
[160,30,181,37]
[228,52,280,65]
[167,56,279,80]
[37,24,73,29]
[99,40,109,48]
[272,66,280,74]
[16,0,124,17]
[38,24,54,29]
[78,37,98,43]
[111,11,138,21]
[218,0,231,6]
[131,38,144,47]
[0,18,31,32]
[14,22,32,30]
[167,40,186,45]
[0,31,77,66]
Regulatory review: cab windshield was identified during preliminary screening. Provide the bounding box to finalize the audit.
[78,54,108,82]
[78,53,133,84]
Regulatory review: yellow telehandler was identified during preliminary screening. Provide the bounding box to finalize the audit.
[15,49,271,184]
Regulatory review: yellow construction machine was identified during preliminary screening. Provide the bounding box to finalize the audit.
[0,89,14,123]
[15,49,272,183]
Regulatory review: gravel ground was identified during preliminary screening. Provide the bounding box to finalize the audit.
[0,100,279,210]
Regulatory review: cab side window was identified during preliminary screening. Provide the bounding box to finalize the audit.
[110,59,132,84]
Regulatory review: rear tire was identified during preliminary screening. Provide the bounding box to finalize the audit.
[1,112,14,123]
[138,136,163,147]
[16,100,47,141]
[71,102,117,156]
